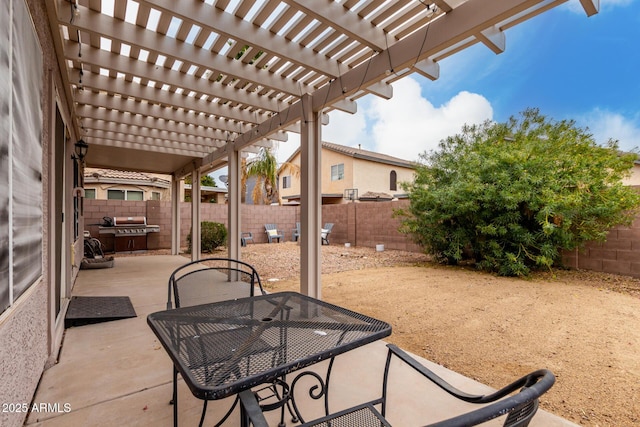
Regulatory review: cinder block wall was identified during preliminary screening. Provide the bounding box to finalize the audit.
[241,204,299,243]
[85,199,640,277]
[562,218,640,276]
[84,200,147,252]
[351,200,421,252]
[85,200,419,250]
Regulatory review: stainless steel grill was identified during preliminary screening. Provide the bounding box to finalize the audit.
[98,216,159,252]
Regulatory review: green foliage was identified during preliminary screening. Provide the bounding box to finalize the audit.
[184,174,217,187]
[201,175,217,187]
[398,108,640,276]
[187,222,227,253]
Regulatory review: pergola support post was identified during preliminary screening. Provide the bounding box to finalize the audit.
[299,94,322,299]
[228,147,242,262]
[170,177,180,255]
[191,169,201,262]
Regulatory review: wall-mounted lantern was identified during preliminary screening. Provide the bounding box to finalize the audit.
[74,139,89,162]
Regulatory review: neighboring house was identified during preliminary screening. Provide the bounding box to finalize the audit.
[85,168,227,203]
[184,184,227,204]
[278,141,416,205]
[84,168,171,201]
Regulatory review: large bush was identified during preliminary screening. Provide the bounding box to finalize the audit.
[187,221,227,253]
[399,109,640,276]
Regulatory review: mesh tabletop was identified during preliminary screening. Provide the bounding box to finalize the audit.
[148,291,391,400]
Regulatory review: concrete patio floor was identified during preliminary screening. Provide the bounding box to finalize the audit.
[25,255,578,427]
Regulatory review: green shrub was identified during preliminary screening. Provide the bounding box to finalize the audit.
[187,222,227,253]
[397,108,640,276]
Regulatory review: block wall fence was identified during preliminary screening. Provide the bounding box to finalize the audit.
[84,199,640,277]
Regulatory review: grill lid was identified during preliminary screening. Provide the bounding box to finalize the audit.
[113,216,147,226]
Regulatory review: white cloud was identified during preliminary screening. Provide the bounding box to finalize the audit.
[273,133,300,164]
[579,109,640,152]
[322,107,368,148]
[274,77,493,166]
[273,106,367,165]
[563,0,634,14]
[367,77,493,161]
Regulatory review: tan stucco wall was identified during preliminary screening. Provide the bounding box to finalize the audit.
[85,183,171,201]
[0,1,75,426]
[322,149,355,196]
[352,158,415,196]
[279,148,414,203]
[622,164,640,186]
[279,160,302,201]
[0,281,49,427]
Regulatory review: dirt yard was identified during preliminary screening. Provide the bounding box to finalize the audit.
[237,242,640,427]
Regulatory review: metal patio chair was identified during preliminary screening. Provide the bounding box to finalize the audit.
[240,344,555,427]
[167,258,269,427]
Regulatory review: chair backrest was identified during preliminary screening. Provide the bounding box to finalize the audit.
[382,345,555,427]
[240,344,554,427]
[167,258,265,309]
[323,223,334,232]
[265,223,278,231]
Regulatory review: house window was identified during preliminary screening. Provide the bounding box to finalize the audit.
[390,170,397,191]
[331,164,344,181]
[108,189,144,201]
[85,188,96,199]
[108,190,125,200]
[151,191,161,200]
[127,190,144,201]
[282,175,291,189]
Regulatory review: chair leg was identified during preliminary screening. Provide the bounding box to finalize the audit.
[198,400,208,427]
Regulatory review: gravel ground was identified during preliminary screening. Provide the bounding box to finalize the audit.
[240,241,430,282]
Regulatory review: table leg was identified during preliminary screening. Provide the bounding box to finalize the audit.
[172,365,178,427]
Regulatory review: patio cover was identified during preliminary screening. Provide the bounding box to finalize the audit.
[45,0,598,297]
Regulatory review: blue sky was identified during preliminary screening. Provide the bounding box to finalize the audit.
[215,0,640,184]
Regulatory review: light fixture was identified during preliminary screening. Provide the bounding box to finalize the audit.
[74,139,89,161]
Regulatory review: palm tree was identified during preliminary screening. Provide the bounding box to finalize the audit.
[246,147,278,205]
[245,147,301,205]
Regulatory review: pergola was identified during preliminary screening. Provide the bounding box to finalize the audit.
[45,0,598,298]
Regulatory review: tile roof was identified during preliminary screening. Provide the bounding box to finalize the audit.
[84,168,171,187]
[282,141,416,169]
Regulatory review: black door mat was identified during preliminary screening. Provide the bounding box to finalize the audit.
[65,296,137,328]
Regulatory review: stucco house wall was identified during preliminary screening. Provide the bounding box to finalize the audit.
[621,162,640,186]
[279,142,415,204]
[321,148,355,197]
[0,1,75,426]
[352,157,415,197]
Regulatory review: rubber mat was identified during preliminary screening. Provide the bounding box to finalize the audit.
[65,296,137,328]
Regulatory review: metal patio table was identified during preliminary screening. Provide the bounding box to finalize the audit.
[147,291,392,426]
